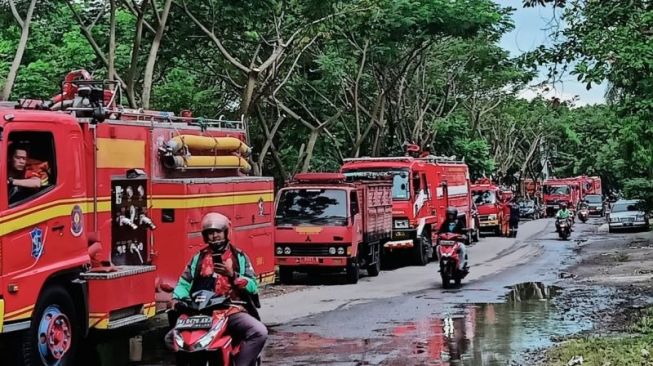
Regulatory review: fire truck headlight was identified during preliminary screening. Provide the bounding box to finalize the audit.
[276,247,283,255]
[394,219,409,229]
[488,215,497,221]
[329,247,336,255]
[284,246,291,255]
[337,247,345,255]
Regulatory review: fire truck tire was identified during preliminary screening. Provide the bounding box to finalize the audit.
[367,245,381,277]
[346,259,360,284]
[413,235,430,266]
[22,285,80,366]
[278,267,294,285]
[471,227,480,243]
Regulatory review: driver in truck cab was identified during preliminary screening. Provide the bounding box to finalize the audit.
[169,212,268,366]
[6,141,50,203]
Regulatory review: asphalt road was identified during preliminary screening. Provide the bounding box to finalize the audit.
[261,217,587,365]
[261,218,551,326]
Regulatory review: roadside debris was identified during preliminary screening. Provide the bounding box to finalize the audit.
[567,355,584,365]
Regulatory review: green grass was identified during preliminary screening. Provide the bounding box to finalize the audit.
[546,309,653,365]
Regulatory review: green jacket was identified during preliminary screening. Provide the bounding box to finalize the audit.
[172,245,259,301]
[556,208,571,219]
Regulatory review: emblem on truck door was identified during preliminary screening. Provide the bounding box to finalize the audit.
[70,205,84,237]
[30,227,44,259]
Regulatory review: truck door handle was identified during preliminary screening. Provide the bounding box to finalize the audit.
[52,224,65,232]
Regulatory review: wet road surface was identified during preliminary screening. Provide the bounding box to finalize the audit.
[2,216,629,365]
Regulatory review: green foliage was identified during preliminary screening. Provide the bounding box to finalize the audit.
[546,308,653,366]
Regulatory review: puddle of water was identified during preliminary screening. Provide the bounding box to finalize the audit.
[261,282,596,365]
[8,282,610,365]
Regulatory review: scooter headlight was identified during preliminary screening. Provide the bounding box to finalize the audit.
[174,331,184,349]
[194,317,226,350]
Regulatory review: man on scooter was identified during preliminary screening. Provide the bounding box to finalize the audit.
[439,207,466,234]
[555,202,573,232]
[170,212,268,366]
[438,207,469,270]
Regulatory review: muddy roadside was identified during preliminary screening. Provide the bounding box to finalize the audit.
[530,221,653,365]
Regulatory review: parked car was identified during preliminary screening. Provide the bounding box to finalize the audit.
[583,194,604,216]
[607,199,651,233]
[519,199,541,220]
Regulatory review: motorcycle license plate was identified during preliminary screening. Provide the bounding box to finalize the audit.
[176,316,212,330]
[299,257,319,264]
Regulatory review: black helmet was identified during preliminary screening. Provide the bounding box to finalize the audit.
[446,207,458,220]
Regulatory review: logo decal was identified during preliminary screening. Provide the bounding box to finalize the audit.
[30,227,44,259]
[71,205,84,237]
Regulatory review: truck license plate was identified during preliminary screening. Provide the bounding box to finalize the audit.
[299,257,319,264]
[176,316,212,330]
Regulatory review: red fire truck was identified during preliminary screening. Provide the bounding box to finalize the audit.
[543,178,582,216]
[0,72,274,364]
[471,178,512,236]
[274,173,392,284]
[340,155,473,266]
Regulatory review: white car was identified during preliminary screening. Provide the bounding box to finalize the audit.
[608,199,650,233]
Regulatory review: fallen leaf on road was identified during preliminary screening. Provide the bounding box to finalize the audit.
[642,348,650,358]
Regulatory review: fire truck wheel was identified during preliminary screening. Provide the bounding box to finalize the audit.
[346,259,360,284]
[367,245,381,277]
[278,267,294,285]
[471,227,480,243]
[413,235,430,266]
[22,285,79,366]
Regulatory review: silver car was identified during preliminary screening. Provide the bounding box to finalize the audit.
[608,199,650,233]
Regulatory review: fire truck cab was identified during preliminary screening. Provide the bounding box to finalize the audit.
[543,178,581,217]
[341,155,473,266]
[471,179,512,236]
[0,73,274,364]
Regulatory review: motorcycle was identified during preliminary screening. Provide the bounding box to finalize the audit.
[556,218,571,240]
[437,232,469,288]
[578,207,589,223]
[166,290,261,366]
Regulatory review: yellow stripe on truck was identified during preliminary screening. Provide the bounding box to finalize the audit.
[151,193,273,209]
[0,299,4,332]
[0,191,273,236]
[96,138,145,169]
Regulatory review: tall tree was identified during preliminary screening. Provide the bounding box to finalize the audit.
[1,0,37,100]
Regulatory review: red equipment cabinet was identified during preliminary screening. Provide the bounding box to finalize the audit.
[0,71,274,364]
[274,173,392,284]
[471,178,512,236]
[340,155,473,266]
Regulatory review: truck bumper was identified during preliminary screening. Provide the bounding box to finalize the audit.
[479,220,499,228]
[275,256,348,267]
[384,240,414,249]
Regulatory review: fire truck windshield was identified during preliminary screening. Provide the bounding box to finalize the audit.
[343,169,409,200]
[473,190,496,205]
[275,188,347,226]
[544,185,570,195]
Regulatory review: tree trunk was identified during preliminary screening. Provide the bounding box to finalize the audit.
[301,128,320,173]
[1,0,37,101]
[126,0,150,107]
[141,0,172,109]
[108,0,117,83]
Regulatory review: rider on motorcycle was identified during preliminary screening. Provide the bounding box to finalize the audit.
[439,207,466,234]
[438,207,469,270]
[555,202,572,232]
[170,212,268,366]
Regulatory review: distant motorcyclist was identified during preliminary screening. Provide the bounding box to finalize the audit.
[555,202,573,232]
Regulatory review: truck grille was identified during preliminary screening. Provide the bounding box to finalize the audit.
[479,215,490,221]
[275,244,348,256]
